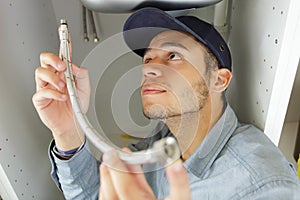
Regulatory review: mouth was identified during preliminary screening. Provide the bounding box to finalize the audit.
[141,84,167,95]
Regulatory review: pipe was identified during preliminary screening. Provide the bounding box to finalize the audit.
[82,5,89,42]
[213,0,228,27]
[213,0,228,40]
[87,9,99,43]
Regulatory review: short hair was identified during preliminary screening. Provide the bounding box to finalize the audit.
[196,40,220,73]
[195,38,228,104]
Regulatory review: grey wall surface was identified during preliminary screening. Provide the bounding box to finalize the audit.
[0,0,64,199]
[0,0,299,199]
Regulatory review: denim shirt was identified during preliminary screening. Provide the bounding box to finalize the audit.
[49,105,300,199]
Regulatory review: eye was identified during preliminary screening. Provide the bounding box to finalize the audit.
[143,57,152,64]
[168,52,181,61]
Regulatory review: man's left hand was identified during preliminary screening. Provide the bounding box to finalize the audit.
[98,150,190,200]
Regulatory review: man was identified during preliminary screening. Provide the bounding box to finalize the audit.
[33,7,300,199]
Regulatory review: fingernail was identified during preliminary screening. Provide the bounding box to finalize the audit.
[172,160,183,173]
[102,150,118,165]
[58,60,65,69]
[60,94,67,101]
[58,81,65,90]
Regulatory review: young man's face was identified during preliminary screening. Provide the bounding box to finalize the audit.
[141,30,211,119]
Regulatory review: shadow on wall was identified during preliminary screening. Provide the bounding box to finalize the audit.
[294,122,300,178]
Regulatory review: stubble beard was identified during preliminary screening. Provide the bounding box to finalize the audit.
[143,79,209,120]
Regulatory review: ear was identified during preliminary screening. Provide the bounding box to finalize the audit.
[211,68,232,93]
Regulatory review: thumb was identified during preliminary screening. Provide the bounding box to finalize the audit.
[72,65,90,92]
[165,160,191,200]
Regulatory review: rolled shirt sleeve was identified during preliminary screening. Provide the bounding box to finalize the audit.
[48,140,100,200]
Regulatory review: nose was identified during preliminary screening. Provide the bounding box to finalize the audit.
[142,64,162,78]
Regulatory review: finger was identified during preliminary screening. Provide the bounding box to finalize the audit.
[121,147,146,175]
[120,148,149,184]
[69,31,73,61]
[72,65,89,84]
[165,160,190,200]
[32,88,67,107]
[121,148,142,173]
[99,164,118,200]
[103,150,155,200]
[40,52,66,72]
[121,147,131,152]
[35,67,66,92]
[71,65,91,104]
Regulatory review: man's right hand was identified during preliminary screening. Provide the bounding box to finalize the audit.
[32,52,91,151]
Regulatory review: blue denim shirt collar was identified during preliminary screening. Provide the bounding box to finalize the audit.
[183,104,238,178]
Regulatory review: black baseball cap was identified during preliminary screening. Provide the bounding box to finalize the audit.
[123,7,232,71]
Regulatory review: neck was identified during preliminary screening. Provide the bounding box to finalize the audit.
[166,98,224,161]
